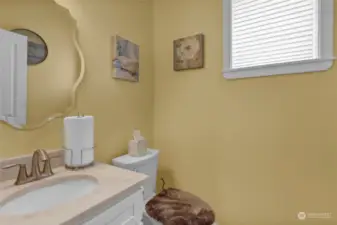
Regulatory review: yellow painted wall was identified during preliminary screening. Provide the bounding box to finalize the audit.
[63,0,154,162]
[153,0,337,224]
[0,0,154,162]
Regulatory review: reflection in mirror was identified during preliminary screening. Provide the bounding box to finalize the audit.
[11,28,49,65]
[0,0,84,130]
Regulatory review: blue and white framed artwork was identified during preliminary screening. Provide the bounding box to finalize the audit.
[112,35,139,82]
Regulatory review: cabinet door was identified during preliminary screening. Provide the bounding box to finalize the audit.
[107,216,137,225]
[117,217,138,225]
[83,189,144,225]
[0,28,27,127]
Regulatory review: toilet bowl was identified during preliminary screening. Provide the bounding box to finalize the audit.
[112,149,217,225]
[142,194,156,225]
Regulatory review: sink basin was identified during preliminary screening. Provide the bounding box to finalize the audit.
[0,175,98,215]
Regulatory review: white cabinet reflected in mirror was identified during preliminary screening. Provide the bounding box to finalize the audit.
[0,28,27,128]
[0,0,85,130]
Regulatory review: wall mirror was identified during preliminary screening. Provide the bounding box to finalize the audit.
[0,0,84,130]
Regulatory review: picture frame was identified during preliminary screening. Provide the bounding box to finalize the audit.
[173,33,204,71]
[112,35,140,82]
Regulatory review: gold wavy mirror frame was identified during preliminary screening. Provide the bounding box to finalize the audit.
[0,0,85,131]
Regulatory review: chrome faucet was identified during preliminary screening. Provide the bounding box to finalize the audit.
[2,149,55,185]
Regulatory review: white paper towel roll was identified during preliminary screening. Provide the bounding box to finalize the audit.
[64,116,94,166]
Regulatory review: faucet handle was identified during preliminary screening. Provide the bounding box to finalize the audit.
[2,163,24,170]
[2,163,29,185]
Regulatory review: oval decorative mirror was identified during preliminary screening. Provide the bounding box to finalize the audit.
[11,29,48,65]
[0,0,85,130]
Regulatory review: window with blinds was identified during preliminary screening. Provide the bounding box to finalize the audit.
[231,0,318,69]
[223,0,334,79]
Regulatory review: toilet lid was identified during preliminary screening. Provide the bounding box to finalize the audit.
[145,188,215,225]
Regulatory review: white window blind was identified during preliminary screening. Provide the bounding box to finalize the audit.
[231,0,319,69]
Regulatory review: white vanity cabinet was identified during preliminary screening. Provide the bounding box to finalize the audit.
[0,28,27,127]
[83,188,144,225]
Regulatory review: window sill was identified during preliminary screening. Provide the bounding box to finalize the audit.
[223,58,335,80]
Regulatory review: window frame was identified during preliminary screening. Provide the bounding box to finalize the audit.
[223,0,334,79]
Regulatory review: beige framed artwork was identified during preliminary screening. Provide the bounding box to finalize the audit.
[112,35,140,82]
[173,34,204,71]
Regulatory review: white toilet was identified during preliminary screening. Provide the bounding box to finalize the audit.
[112,149,217,225]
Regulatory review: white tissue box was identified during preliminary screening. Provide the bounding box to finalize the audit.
[128,139,147,157]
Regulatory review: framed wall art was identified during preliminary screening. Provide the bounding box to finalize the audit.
[112,35,139,82]
[173,33,204,71]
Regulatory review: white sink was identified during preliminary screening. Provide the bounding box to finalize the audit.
[0,176,98,215]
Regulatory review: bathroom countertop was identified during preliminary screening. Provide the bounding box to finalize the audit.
[0,163,148,225]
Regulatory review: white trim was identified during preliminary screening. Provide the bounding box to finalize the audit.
[223,58,333,79]
[223,0,334,79]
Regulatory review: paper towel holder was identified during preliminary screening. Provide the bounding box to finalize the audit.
[63,146,95,171]
[77,112,84,117]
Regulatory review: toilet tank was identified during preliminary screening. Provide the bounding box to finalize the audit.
[112,149,159,200]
